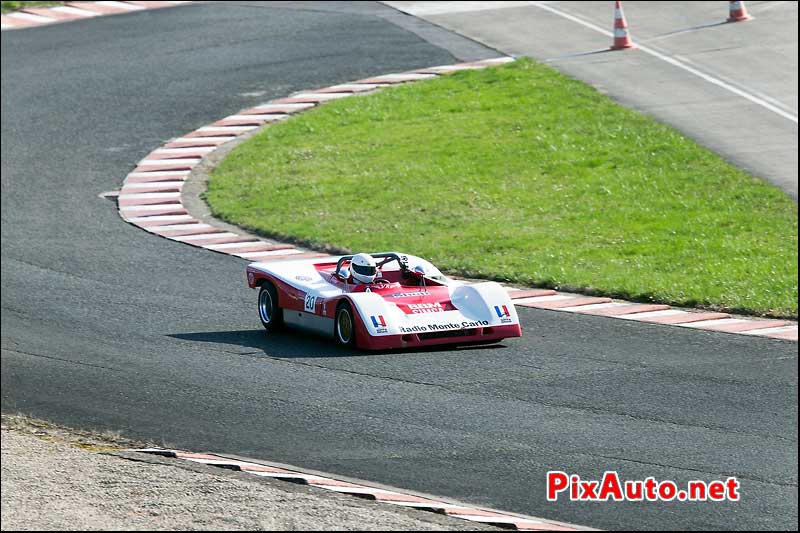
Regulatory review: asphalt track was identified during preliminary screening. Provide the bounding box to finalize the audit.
[1,2,797,530]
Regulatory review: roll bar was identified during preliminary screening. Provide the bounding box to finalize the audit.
[335,252,409,276]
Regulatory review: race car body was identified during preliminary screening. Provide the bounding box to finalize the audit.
[246,252,522,350]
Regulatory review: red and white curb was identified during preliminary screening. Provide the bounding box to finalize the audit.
[115,56,797,343]
[504,289,797,341]
[131,448,591,531]
[117,57,513,266]
[1,1,191,31]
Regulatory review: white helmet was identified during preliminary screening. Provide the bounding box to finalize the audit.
[351,253,377,284]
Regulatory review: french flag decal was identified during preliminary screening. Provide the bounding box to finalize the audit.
[495,305,510,318]
[371,315,386,328]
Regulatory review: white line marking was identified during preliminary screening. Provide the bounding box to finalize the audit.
[530,1,798,124]
[670,53,798,116]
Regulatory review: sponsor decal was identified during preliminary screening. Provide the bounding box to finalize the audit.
[296,275,312,281]
[495,305,513,324]
[399,325,429,333]
[396,301,454,315]
[458,320,489,329]
[370,315,388,334]
[399,320,488,334]
[407,302,444,314]
[389,291,429,298]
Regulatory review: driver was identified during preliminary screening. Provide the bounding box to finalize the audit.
[350,253,378,284]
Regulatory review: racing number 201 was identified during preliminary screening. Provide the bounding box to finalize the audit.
[304,294,317,313]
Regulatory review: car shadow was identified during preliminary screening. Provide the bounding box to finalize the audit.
[168,329,507,359]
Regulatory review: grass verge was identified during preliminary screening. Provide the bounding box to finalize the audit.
[1,1,62,13]
[207,58,798,318]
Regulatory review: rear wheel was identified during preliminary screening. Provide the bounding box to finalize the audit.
[334,301,356,348]
[258,281,283,332]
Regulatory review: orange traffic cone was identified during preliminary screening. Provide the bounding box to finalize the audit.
[727,1,752,22]
[611,1,636,50]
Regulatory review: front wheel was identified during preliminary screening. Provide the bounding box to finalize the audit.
[258,281,283,332]
[334,301,356,348]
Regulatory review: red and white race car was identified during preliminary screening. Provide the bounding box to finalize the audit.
[246,252,522,350]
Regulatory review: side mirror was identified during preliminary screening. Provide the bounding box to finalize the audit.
[337,267,350,280]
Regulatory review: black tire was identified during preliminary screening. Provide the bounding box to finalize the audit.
[334,301,356,348]
[257,281,283,332]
